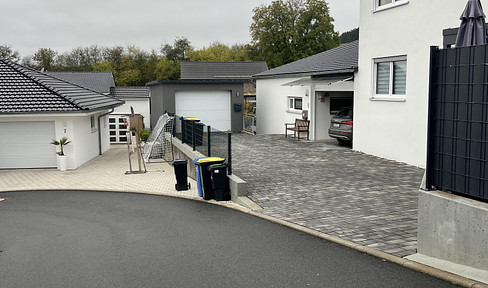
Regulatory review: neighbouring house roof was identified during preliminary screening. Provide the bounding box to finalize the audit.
[45,71,115,94]
[181,61,268,80]
[110,86,150,99]
[0,59,124,113]
[253,40,358,79]
[146,79,247,86]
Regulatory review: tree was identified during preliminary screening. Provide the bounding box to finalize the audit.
[250,0,340,68]
[33,48,57,70]
[0,44,20,62]
[56,45,103,70]
[102,46,124,67]
[161,37,192,62]
[187,42,250,62]
[340,28,359,44]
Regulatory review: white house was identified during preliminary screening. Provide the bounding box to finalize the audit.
[109,86,151,143]
[46,72,151,144]
[0,59,124,170]
[354,1,488,278]
[253,41,358,141]
[354,0,464,168]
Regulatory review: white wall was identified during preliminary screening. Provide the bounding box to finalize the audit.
[113,98,151,129]
[256,77,309,135]
[0,111,112,170]
[354,0,465,168]
[256,77,354,140]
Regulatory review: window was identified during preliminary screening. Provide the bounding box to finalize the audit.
[288,97,303,111]
[90,116,97,133]
[373,56,407,100]
[375,0,408,11]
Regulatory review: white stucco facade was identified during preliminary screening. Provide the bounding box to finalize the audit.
[354,0,465,167]
[0,110,111,170]
[256,77,354,140]
[112,98,151,129]
[256,77,309,136]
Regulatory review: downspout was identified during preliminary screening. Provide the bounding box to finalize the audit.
[98,109,114,155]
[310,84,316,141]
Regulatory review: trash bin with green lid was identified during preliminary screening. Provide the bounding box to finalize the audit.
[181,117,204,146]
[208,163,229,201]
[193,157,226,200]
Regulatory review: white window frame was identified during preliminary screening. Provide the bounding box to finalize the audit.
[371,56,407,102]
[374,0,409,12]
[287,96,303,113]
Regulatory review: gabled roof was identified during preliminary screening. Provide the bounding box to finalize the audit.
[181,61,268,80]
[110,86,150,98]
[0,59,124,113]
[46,71,115,94]
[253,41,358,79]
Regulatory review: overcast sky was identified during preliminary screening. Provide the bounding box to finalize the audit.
[1,0,360,57]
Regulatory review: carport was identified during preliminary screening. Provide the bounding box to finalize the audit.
[282,76,354,141]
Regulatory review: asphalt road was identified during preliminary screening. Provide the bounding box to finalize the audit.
[0,191,457,288]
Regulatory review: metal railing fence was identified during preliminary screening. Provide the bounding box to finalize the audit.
[173,115,232,174]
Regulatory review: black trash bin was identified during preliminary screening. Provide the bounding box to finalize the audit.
[173,159,190,191]
[208,163,230,201]
[194,157,226,200]
[181,117,204,146]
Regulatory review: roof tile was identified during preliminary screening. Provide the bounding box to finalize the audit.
[253,41,358,78]
[181,61,268,80]
[0,59,124,113]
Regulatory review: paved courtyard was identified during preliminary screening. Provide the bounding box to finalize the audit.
[232,133,425,258]
[0,146,199,199]
[0,136,425,258]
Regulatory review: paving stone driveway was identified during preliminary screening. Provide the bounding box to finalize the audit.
[232,134,425,257]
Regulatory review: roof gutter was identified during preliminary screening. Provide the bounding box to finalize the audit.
[98,108,114,155]
[252,68,357,80]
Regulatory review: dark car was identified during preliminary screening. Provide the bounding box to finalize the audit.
[328,107,353,145]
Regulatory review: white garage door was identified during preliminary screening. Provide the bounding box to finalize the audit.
[0,121,57,169]
[175,91,231,131]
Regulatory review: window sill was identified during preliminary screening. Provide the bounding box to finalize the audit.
[286,110,302,114]
[373,0,409,13]
[369,96,406,102]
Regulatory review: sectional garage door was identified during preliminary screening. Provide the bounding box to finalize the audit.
[0,121,57,169]
[175,91,231,131]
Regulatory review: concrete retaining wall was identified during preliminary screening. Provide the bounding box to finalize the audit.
[171,136,248,204]
[417,190,488,271]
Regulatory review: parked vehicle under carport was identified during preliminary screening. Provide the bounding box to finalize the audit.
[328,107,353,145]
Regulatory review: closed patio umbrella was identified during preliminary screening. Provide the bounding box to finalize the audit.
[455,0,487,46]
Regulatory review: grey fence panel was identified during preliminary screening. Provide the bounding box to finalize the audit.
[173,115,232,175]
[427,45,488,201]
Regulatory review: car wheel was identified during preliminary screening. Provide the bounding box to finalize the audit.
[337,139,351,145]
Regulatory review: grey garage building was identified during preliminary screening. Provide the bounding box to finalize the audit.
[147,61,268,132]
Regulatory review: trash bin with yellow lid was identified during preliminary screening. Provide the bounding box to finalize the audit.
[181,117,204,146]
[192,157,226,200]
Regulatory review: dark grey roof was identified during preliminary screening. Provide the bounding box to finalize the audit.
[110,86,150,98]
[253,41,358,79]
[0,59,124,113]
[181,61,268,80]
[146,79,247,86]
[46,71,115,94]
